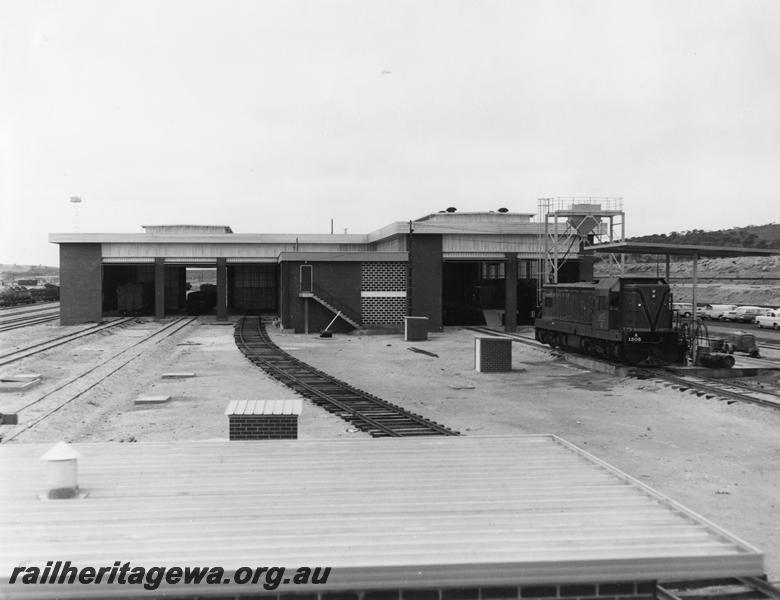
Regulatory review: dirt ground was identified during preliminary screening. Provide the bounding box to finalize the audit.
[2,317,779,582]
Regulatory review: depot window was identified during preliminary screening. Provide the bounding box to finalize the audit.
[481,263,505,280]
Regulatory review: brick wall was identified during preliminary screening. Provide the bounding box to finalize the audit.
[475,337,512,372]
[409,234,443,330]
[59,244,103,325]
[228,415,298,440]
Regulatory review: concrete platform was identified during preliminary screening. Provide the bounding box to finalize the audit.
[0,373,42,382]
[0,376,42,393]
[560,353,637,376]
[134,395,172,405]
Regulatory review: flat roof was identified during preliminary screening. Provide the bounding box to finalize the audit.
[224,399,303,415]
[415,211,536,220]
[48,232,371,244]
[584,241,780,258]
[141,225,234,233]
[0,436,763,598]
[49,214,553,248]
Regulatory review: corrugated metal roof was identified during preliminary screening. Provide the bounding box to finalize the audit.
[224,399,303,415]
[585,242,780,258]
[0,435,763,599]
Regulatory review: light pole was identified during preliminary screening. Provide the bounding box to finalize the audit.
[70,196,82,232]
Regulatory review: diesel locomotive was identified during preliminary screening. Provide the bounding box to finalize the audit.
[534,277,684,365]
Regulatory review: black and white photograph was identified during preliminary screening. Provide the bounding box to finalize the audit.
[1,1,779,599]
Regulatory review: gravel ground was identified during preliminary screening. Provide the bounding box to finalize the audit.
[2,317,779,582]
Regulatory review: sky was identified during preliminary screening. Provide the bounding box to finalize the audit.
[1,0,779,266]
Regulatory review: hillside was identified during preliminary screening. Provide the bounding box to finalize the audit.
[628,223,780,249]
[596,254,780,306]
[0,264,59,286]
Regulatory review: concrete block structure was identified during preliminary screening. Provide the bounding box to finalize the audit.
[475,337,513,372]
[225,399,302,440]
[50,209,597,330]
[404,316,429,341]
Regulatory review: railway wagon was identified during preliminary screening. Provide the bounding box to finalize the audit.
[116,282,154,315]
[27,283,60,303]
[185,283,218,315]
[0,285,34,306]
[535,277,684,365]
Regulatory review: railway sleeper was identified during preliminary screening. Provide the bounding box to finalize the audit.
[235,317,458,436]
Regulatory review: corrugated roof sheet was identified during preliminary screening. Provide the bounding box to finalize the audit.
[0,435,763,598]
[224,399,303,415]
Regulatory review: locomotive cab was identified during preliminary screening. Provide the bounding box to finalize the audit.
[619,280,674,332]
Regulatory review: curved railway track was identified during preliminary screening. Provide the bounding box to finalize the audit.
[1,317,198,443]
[235,316,459,437]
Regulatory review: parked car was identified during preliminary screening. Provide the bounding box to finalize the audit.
[756,310,780,330]
[672,302,693,317]
[699,304,737,320]
[725,306,766,323]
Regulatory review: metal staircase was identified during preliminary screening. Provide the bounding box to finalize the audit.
[298,287,361,329]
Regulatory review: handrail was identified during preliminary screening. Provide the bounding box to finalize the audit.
[311,284,361,326]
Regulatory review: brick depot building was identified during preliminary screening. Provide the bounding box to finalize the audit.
[50,211,589,331]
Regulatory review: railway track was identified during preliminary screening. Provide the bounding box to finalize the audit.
[234,316,459,437]
[465,327,780,410]
[0,302,59,315]
[638,369,780,411]
[0,307,59,332]
[0,318,136,367]
[466,325,543,349]
[1,317,197,443]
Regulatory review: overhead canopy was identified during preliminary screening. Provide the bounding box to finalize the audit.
[583,241,780,258]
